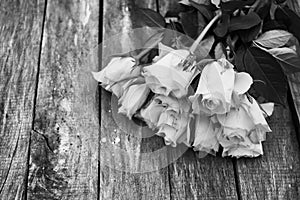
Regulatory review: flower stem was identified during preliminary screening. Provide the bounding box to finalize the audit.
[189,11,222,54]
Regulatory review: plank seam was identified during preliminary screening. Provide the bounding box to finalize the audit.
[156,0,160,14]
[232,158,242,200]
[23,0,48,199]
[98,0,104,199]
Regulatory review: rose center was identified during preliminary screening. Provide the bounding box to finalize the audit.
[205,98,219,110]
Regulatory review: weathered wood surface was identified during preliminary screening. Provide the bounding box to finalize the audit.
[100,0,171,199]
[0,0,45,199]
[0,0,300,199]
[27,0,99,199]
[236,105,300,199]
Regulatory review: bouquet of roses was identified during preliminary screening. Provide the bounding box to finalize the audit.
[93,0,300,158]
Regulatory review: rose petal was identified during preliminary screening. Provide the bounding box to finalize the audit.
[144,49,198,98]
[218,132,263,158]
[140,99,165,129]
[105,57,139,81]
[191,58,235,114]
[118,84,150,119]
[241,96,271,132]
[217,107,254,131]
[234,72,253,94]
[192,114,220,154]
[153,42,175,62]
[260,102,275,117]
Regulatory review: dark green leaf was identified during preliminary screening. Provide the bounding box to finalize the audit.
[234,45,247,71]
[268,47,300,74]
[133,8,166,28]
[244,47,287,105]
[255,0,271,19]
[254,30,293,49]
[229,12,261,32]
[220,0,255,13]
[262,20,287,32]
[180,10,206,39]
[189,0,215,20]
[214,14,230,37]
[275,6,300,43]
[238,22,261,43]
[165,3,193,18]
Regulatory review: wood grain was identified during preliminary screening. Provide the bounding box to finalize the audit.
[0,0,45,199]
[27,0,99,199]
[168,151,238,199]
[235,106,300,200]
[99,0,171,199]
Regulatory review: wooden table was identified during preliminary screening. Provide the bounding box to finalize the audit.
[1,0,300,199]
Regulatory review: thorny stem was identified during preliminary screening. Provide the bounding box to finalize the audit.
[189,11,222,54]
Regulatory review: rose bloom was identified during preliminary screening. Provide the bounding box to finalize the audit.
[143,49,199,99]
[118,83,150,119]
[140,95,191,147]
[190,58,254,115]
[92,56,141,98]
[217,95,273,158]
[191,113,220,155]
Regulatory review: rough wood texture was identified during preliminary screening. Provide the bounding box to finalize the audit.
[168,151,238,199]
[0,0,45,199]
[236,106,300,200]
[27,0,99,199]
[158,0,238,199]
[99,0,171,199]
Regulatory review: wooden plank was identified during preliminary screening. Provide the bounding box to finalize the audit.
[27,0,99,199]
[0,0,45,199]
[158,0,238,199]
[236,106,300,199]
[168,151,238,199]
[99,0,171,199]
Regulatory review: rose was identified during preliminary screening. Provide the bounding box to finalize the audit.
[92,56,141,97]
[216,95,273,158]
[190,58,234,115]
[140,95,191,147]
[190,58,254,115]
[118,82,150,119]
[143,49,199,99]
[192,113,220,155]
[190,58,235,115]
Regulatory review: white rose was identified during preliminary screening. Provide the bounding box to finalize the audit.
[192,114,220,154]
[140,95,191,147]
[190,58,235,115]
[92,56,141,97]
[143,49,198,98]
[217,95,273,157]
[118,83,150,119]
[190,59,254,115]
